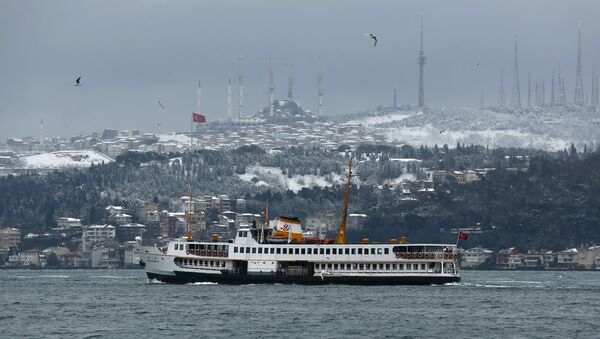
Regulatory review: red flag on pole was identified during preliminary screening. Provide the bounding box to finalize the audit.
[458,231,468,240]
[192,113,206,123]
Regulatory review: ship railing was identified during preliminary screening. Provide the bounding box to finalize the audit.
[394,251,457,260]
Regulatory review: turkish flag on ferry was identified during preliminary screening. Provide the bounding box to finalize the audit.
[458,231,468,240]
[192,113,206,123]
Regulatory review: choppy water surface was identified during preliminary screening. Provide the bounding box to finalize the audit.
[1,270,598,338]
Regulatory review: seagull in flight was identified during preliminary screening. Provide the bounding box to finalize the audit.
[158,101,165,109]
[439,129,446,134]
[74,77,81,86]
[364,33,377,47]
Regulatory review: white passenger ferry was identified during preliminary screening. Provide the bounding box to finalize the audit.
[137,159,460,285]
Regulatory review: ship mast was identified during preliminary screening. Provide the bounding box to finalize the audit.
[337,158,352,244]
[186,185,193,242]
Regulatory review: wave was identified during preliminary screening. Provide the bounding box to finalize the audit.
[442,282,510,288]
[147,278,165,284]
[190,282,218,285]
[489,280,545,284]
[40,275,70,278]
[91,275,134,279]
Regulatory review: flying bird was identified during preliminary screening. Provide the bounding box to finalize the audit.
[364,33,377,47]
[74,77,81,86]
[439,129,446,134]
[158,101,165,109]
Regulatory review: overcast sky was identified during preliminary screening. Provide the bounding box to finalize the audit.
[1,0,599,140]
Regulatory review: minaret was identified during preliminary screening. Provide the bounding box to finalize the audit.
[40,118,44,150]
[268,57,274,118]
[197,80,202,115]
[480,88,485,109]
[511,37,521,108]
[574,25,585,105]
[393,83,398,107]
[287,64,294,100]
[317,74,324,117]
[551,72,555,106]
[227,77,232,120]
[417,13,426,108]
[498,68,505,107]
[527,73,531,108]
[238,57,244,119]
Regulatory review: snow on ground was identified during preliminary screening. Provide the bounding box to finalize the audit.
[238,166,345,192]
[384,173,418,186]
[19,150,114,169]
[344,112,417,126]
[158,133,199,144]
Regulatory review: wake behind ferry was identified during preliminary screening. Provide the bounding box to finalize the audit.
[137,159,460,285]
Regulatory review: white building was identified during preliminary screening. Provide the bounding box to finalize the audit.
[82,225,116,250]
[20,250,41,266]
[0,227,21,250]
[461,247,494,268]
[55,217,82,230]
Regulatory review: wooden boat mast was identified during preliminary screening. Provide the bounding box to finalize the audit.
[186,185,193,241]
[337,157,352,244]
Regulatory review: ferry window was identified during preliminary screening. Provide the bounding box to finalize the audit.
[413,264,418,270]
[366,264,371,270]
[377,248,382,255]
[326,249,330,255]
[222,262,226,267]
[384,248,389,255]
[283,248,287,254]
[234,247,238,253]
[320,248,324,255]
[252,248,256,254]
[240,247,245,253]
[270,248,275,254]
[334,264,338,270]
[380,264,385,270]
[358,248,363,255]
[345,248,350,255]
[301,249,305,255]
[332,248,337,255]
[399,264,404,270]
[371,248,376,255]
[421,264,426,270]
[327,264,332,269]
[174,244,178,250]
[359,264,364,270]
[238,231,243,237]
[392,264,397,270]
[351,248,356,255]
[276,248,281,254]
[352,263,358,270]
[210,261,214,267]
[245,247,250,253]
[295,248,300,255]
[258,248,262,254]
[307,248,312,255]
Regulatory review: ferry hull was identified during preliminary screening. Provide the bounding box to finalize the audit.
[147,271,460,285]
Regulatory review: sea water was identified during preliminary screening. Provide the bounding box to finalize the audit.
[0,269,598,338]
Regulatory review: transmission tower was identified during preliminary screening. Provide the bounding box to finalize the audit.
[574,25,585,105]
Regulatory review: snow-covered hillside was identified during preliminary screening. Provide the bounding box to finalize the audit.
[341,106,599,151]
[238,166,345,192]
[19,151,114,169]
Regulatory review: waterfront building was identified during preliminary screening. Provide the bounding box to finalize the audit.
[461,246,494,268]
[0,227,21,250]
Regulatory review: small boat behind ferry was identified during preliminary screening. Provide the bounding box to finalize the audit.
[137,159,460,285]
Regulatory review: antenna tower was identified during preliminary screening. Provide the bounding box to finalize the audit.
[574,25,585,105]
[417,13,426,108]
[511,37,521,108]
